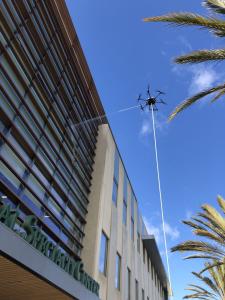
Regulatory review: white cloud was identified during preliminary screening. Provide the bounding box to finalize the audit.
[164,222,180,241]
[143,217,161,244]
[143,217,180,245]
[139,111,167,138]
[140,118,152,136]
[188,65,219,95]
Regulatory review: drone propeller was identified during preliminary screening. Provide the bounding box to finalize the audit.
[147,84,151,97]
[156,90,165,95]
[137,94,145,103]
[158,99,167,105]
[140,104,145,111]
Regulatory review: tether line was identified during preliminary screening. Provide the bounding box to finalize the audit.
[151,104,173,299]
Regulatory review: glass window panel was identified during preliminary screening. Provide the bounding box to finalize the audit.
[142,289,145,300]
[15,117,36,150]
[1,97,15,120]
[137,232,140,253]
[48,197,62,219]
[131,219,134,242]
[44,213,60,235]
[135,280,139,300]
[131,193,135,220]
[20,106,41,139]
[113,149,119,182]
[143,245,145,264]
[32,164,49,188]
[41,136,58,163]
[123,201,127,225]
[37,148,55,175]
[99,232,108,275]
[1,55,26,96]
[22,189,42,217]
[112,179,118,206]
[8,133,30,164]
[123,174,127,203]
[26,174,45,200]
[0,161,21,189]
[51,187,64,207]
[127,268,131,300]
[1,143,26,177]
[115,253,121,290]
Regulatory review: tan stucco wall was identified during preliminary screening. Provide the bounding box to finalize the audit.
[82,124,166,300]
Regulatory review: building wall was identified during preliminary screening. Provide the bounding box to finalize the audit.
[82,124,167,300]
[0,0,104,262]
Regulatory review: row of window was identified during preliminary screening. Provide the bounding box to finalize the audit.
[99,232,165,298]
[110,151,165,297]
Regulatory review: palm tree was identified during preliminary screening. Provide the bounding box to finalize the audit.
[183,262,225,300]
[144,0,225,120]
[171,196,225,264]
[171,195,225,299]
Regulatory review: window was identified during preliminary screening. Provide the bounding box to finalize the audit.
[147,297,149,300]
[143,245,145,264]
[131,193,135,219]
[115,253,121,290]
[123,200,127,225]
[142,289,145,300]
[137,232,140,253]
[99,232,108,275]
[123,174,127,225]
[112,150,119,205]
[127,268,131,300]
[147,257,150,273]
[135,279,139,300]
[112,180,118,205]
[130,193,135,242]
[131,218,134,241]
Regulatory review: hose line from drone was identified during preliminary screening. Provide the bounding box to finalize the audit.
[150,104,173,299]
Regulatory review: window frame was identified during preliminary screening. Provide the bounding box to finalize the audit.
[115,252,121,290]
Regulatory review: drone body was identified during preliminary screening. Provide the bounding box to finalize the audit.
[138,85,166,111]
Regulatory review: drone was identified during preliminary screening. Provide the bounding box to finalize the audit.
[138,85,167,111]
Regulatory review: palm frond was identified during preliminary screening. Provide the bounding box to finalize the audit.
[204,0,225,15]
[144,13,225,36]
[183,265,225,300]
[217,196,225,214]
[175,49,225,64]
[211,88,225,102]
[168,83,225,121]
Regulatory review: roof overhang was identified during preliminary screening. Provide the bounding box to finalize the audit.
[142,234,168,290]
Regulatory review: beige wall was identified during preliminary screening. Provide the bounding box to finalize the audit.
[82,124,167,300]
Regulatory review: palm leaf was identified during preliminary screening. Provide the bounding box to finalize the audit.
[168,83,225,121]
[144,13,225,36]
[175,49,225,64]
[217,196,225,214]
[204,0,225,15]
[184,265,225,300]
[211,88,225,102]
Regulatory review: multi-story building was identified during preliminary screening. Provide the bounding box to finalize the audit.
[0,0,168,299]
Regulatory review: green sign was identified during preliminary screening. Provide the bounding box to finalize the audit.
[0,200,99,296]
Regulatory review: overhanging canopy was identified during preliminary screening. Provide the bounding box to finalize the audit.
[142,234,168,289]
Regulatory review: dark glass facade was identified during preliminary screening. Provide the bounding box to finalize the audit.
[0,0,105,261]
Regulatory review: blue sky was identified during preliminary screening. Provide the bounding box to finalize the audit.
[66,1,225,298]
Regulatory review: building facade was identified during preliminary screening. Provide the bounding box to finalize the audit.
[0,0,168,299]
[82,125,168,300]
